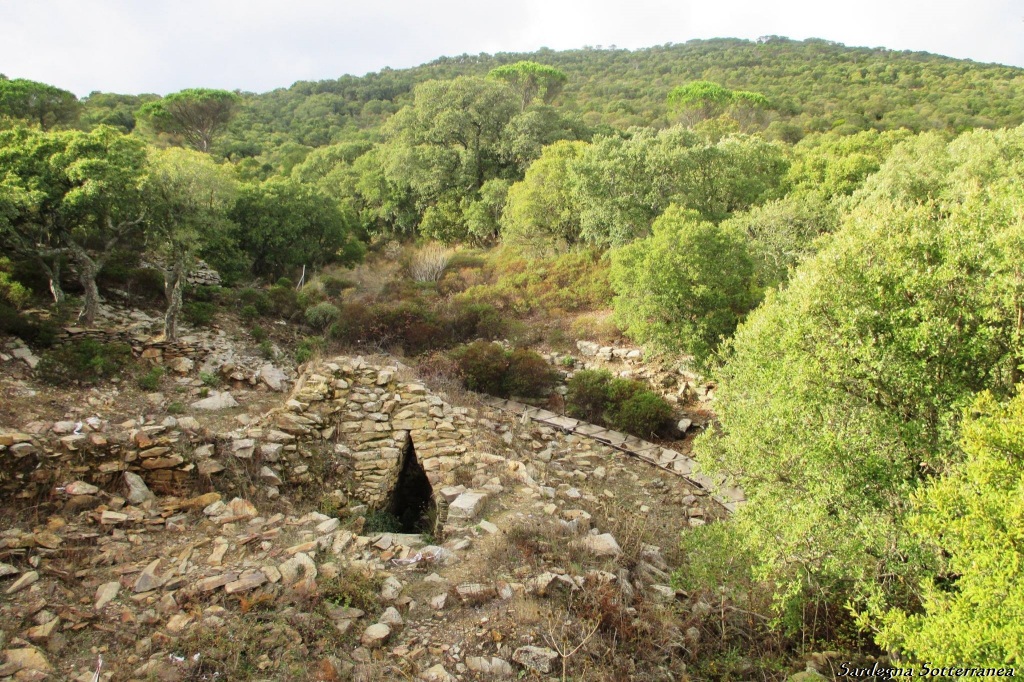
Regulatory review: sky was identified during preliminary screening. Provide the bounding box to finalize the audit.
[1,0,1021,97]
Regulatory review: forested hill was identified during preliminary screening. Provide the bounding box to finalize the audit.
[215,37,1024,150]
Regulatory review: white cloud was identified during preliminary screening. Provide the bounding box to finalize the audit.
[0,0,1020,96]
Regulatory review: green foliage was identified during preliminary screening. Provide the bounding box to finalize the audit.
[454,341,509,395]
[501,140,585,252]
[138,365,165,391]
[488,61,568,110]
[565,369,614,423]
[569,127,789,246]
[565,370,672,437]
[137,88,240,152]
[36,339,132,385]
[0,77,79,129]
[605,385,673,438]
[0,257,30,309]
[295,336,325,364]
[304,301,340,331]
[182,301,216,327]
[723,190,838,289]
[503,348,558,398]
[457,248,612,316]
[230,177,364,279]
[876,391,1024,664]
[695,126,1024,633]
[199,371,220,387]
[610,205,759,364]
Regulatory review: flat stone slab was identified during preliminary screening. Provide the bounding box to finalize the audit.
[447,491,487,522]
[572,423,606,436]
[594,430,627,446]
[543,416,580,430]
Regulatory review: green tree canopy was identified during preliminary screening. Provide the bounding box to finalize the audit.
[0,77,79,129]
[877,391,1024,665]
[689,126,1024,634]
[138,88,241,152]
[488,61,568,111]
[145,147,239,339]
[609,205,759,364]
[230,177,364,279]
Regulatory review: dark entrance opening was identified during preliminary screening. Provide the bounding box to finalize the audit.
[387,440,435,533]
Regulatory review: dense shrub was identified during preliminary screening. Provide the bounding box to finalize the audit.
[320,275,355,297]
[503,348,557,398]
[295,336,326,364]
[138,365,165,391]
[565,369,614,422]
[36,338,132,385]
[182,301,216,327]
[236,288,271,315]
[267,283,300,318]
[330,301,445,355]
[566,370,672,437]
[304,301,340,331]
[0,305,59,347]
[606,390,674,438]
[455,341,509,395]
[447,302,506,342]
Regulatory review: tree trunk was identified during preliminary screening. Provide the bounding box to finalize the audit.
[76,254,101,326]
[163,259,185,342]
[39,257,65,304]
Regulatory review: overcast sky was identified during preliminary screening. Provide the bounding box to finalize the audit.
[1,0,1021,97]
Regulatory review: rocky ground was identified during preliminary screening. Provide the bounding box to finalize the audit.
[0,311,730,682]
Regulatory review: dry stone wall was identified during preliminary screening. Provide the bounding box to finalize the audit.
[264,356,474,508]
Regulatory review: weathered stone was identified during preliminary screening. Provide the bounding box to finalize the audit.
[3,645,52,673]
[123,472,155,504]
[513,646,558,674]
[467,656,514,677]
[134,559,165,593]
[581,533,621,557]
[225,570,267,594]
[94,581,120,609]
[259,364,288,391]
[447,491,487,523]
[5,570,38,595]
[379,606,403,626]
[419,664,454,682]
[64,480,98,496]
[380,576,403,602]
[278,552,317,585]
[455,582,497,604]
[360,623,391,648]
[190,391,238,410]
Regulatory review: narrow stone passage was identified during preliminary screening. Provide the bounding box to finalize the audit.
[386,439,435,533]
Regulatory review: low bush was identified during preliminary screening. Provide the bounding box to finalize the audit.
[239,304,260,323]
[250,325,268,342]
[0,305,59,347]
[566,369,614,423]
[182,301,216,327]
[36,338,132,385]
[446,302,506,342]
[138,365,165,391]
[607,390,673,438]
[409,243,453,282]
[566,370,673,437]
[237,288,271,315]
[504,348,558,398]
[321,275,356,296]
[267,283,299,318]
[304,302,340,332]
[455,341,509,395]
[295,336,325,364]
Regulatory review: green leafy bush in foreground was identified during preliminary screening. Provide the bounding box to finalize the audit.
[36,338,132,385]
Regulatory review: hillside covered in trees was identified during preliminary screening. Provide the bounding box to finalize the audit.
[2,35,1024,677]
